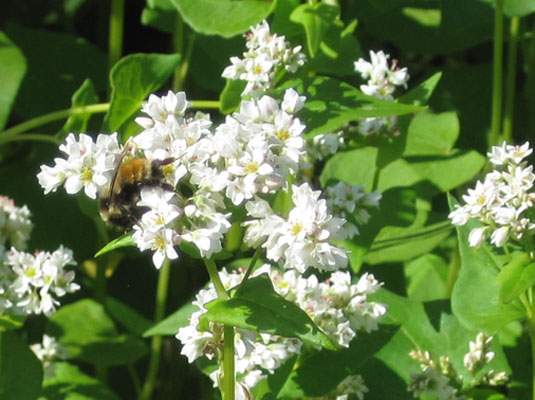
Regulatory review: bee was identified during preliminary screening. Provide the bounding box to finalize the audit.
[99,145,175,229]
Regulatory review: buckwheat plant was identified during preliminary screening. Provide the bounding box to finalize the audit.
[31,334,70,377]
[0,196,79,317]
[354,50,409,136]
[408,333,508,400]
[37,81,386,398]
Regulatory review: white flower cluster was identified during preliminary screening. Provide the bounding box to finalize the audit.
[354,50,409,136]
[0,196,79,316]
[222,19,306,97]
[243,183,349,272]
[449,142,535,248]
[31,334,70,377]
[0,195,33,250]
[38,89,312,269]
[408,333,508,400]
[325,182,381,239]
[176,265,386,393]
[37,132,121,200]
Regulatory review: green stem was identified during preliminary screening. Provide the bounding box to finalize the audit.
[108,0,124,73]
[0,104,110,139]
[503,16,520,143]
[240,248,262,285]
[203,259,234,400]
[489,0,504,148]
[138,259,172,400]
[190,100,220,109]
[204,258,229,300]
[128,364,142,395]
[223,325,235,400]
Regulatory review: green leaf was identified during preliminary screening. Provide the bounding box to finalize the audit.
[200,274,336,350]
[57,79,100,140]
[320,147,378,190]
[278,325,399,397]
[399,72,442,106]
[0,331,43,400]
[103,53,180,132]
[403,111,460,156]
[95,234,135,258]
[105,297,153,335]
[170,0,275,38]
[0,31,26,130]
[278,76,425,136]
[495,253,535,304]
[408,150,486,192]
[449,194,525,332]
[405,254,448,301]
[47,299,148,366]
[144,302,198,337]
[39,362,120,400]
[376,158,423,192]
[290,3,340,57]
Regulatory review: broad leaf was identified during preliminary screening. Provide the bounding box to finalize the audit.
[0,331,43,400]
[278,77,425,136]
[170,0,275,38]
[103,53,180,132]
[47,299,148,366]
[320,147,378,190]
[449,195,525,332]
[39,362,120,400]
[0,313,25,331]
[403,111,459,156]
[200,274,336,350]
[0,31,26,131]
[405,254,449,301]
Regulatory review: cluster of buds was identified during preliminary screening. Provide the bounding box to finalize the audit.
[449,142,535,248]
[408,333,508,399]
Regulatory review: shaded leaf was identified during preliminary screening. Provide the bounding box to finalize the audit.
[39,362,120,400]
[0,31,26,130]
[0,331,43,400]
[144,302,198,337]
